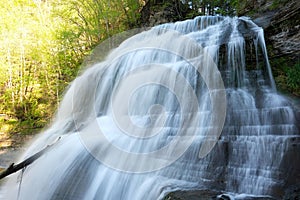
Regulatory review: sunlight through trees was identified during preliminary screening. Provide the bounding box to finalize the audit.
[0,0,142,133]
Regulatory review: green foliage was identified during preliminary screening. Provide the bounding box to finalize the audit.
[269,0,290,10]
[0,0,64,135]
[271,58,300,96]
[286,62,300,92]
[0,0,142,137]
[270,0,280,10]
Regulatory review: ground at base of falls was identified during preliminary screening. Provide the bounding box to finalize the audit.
[0,132,33,171]
[164,190,297,200]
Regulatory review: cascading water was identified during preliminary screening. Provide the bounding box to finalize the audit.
[1,16,299,200]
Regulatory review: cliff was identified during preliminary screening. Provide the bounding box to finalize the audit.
[239,0,300,58]
[239,0,300,96]
[139,0,197,27]
[139,0,300,96]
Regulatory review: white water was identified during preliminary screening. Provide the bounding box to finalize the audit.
[1,16,299,199]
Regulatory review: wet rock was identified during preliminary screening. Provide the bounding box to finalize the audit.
[163,190,220,200]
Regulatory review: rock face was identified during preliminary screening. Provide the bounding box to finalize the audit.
[267,3,300,57]
[139,0,196,27]
[246,0,300,59]
[241,0,300,98]
[140,0,300,60]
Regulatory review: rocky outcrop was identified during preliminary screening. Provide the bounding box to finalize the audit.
[139,0,196,27]
[140,0,300,60]
[240,0,300,96]
[248,0,300,59]
[267,3,300,57]
[138,6,300,108]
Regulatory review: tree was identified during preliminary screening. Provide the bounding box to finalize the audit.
[181,0,237,16]
[0,0,142,135]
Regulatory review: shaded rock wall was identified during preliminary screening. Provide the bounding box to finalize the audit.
[243,0,300,97]
[137,3,300,127]
[140,0,300,60]
[139,0,197,27]
[245,0,300,59]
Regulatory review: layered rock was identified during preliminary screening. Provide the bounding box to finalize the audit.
[139,0,197,27]
[244,0,300,59]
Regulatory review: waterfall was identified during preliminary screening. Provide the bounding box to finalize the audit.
[1,16,299,200]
